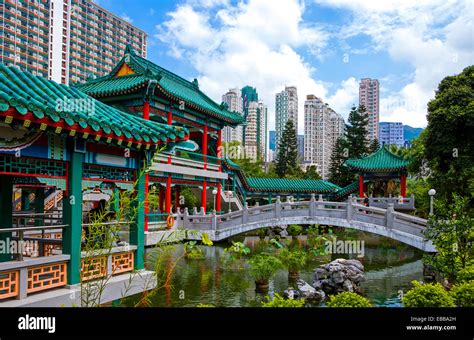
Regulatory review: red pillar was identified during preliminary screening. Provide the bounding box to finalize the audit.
[143,101,150,231]
[216,129,222,213]
[165,103,173,214]
[359,175,364,198]
[401,174,407,198]
[201,124,208,212]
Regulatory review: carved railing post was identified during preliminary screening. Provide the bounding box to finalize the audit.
[243,202,248,225]
[192,207,198,215]
[310,194,316,217]
[346,197,353,221]
[183,207,189,229]
[211,211,217,231]
[200,207,205,216]
[386,203,394,229]
[275,196,281,219]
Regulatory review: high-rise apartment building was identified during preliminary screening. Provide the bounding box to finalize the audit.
[0,0,147,85]
[244,101,267,161]
[222,88,243,144]
[304,95,345,179]
[359,78,379,142]
[379,122,404,148]
[275,86,298,151]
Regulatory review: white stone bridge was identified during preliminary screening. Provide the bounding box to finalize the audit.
[174,195,436,252]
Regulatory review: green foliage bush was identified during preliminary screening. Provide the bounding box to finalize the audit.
[450,281,474,307]
[457,263,474,283]
[402,281,455,307]
[248,253,282,281]
[287,225,303,236]
[278,248,307,272]
[261,294,305,307]
[326,292,372,307]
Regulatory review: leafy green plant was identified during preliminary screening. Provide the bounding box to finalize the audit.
[423,194,473,283]
[401,281,455,307]
[450,281,474,307]
[287,225,303,237]
[183,240,205,259]
[262,294,305,307]
[221,241,251,271]
[278,248,308,280]
[248,253,282,289]
[326,292,372,307]
[457,262,474,283]
[196,303,215,308]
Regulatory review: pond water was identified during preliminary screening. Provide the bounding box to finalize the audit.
[135,230,424,307]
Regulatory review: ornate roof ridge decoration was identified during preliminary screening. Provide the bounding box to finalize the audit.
[0,63,189,149]
[78,45,245,126]
[344,146,411,173]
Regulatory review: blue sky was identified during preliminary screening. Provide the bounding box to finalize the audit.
[95,0,473,132]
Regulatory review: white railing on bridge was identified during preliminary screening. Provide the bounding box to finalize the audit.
[353,195,415,210]
[174,195,434,252]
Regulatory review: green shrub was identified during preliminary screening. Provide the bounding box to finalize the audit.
[402,281,455,307]
[262,294,305,307]
[287,225,303,236]
[248,253,282,282]
[196,303,215,308]
[457,263,474,283]
[450,281,474,307]
[326,292,372,307]
[278,248,308,272]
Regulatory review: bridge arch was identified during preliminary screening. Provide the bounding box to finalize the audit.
[176,199,436,252]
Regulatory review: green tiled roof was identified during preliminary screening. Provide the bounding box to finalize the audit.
[246,177,341,193]
[345,146,410,172]
[76,74,149,97]
[79,46,244,126]
[0,63,188,147]
[332,180,360,200]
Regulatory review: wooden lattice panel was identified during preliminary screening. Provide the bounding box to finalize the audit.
[27,263,67,294]
[0,270,19,300]
[81,256,107,282]
[42,243,63,257]
[112,252,134,275]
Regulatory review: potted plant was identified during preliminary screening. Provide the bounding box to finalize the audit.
[278,247,308,281]
[248,253,282,292]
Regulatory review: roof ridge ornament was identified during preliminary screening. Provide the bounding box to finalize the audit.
[192,78,199,89]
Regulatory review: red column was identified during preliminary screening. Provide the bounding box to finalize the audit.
[216,129,222,213]
[165,103,173,214]
[359,175,364,198]
[401,174,407,198]
[201,124,208,212]
[143,101,150,231]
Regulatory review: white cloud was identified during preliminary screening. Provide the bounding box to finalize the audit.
[121,13,133,23]
[316,0,474,127]
[156,0,335,134]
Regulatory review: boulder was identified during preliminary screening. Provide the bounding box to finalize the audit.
[312,258,365,294]
[296,279,325,302]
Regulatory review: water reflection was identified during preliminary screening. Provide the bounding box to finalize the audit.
[141,231,424,307]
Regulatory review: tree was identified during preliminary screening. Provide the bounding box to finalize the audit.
[423,194,473,283]
[368,138,380,154]
[346,105,369,159]
[424,65,474,209]
[328,105,369,187]
[275,120,300,178]
[304,165,322,180]
[329,137,353,186]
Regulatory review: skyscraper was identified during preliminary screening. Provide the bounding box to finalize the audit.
[379,122,404,148]
[0,0,147,85]
[222,88,243,144]
[244,101,267,161]
[304,95,345,179]
[275,86,298,151]
[359,78,380,142]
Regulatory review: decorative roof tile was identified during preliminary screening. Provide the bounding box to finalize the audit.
[0,64,188,147]
[345,146,410,172]
[246,177,341,193]
[78,46,244,126]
